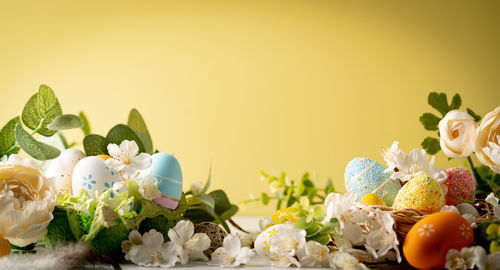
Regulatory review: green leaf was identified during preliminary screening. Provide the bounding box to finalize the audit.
[449,94,462,110]
[421,137,441,155]
[295,216,312,230]
[325,178,335,194]
[220,204,238,220]
[419,113,441,131]
[105,124,145,153]
[307,233,330,245]
[428,92,450,117]
[261,192,270,205]
[209,190,232,215]
[318,218,339,235]
[47,114,82,130]
[128,109,153,154]
[467,108,482,122]
[197,194,216,208]
[0,116,20,155]
[79,111,91,135]
[83,134,108,156]
[200,166,212,195]
[197,204,231,233]
[21,85,63,136]
[15,124,61,160]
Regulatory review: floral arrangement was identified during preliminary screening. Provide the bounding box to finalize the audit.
[0,87,500,270]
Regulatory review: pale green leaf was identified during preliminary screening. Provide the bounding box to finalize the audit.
[15,124,61,160]
[83,134,107,156]
[47,114,82,130]
[0,116,20,155]
[128,109,153,154]
[79,111,91,135]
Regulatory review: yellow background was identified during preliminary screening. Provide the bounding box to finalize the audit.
[1,1,499,215]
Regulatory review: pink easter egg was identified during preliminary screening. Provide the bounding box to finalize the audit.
[443,167,475,205]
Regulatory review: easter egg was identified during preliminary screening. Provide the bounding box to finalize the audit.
[360,193,387,206]
[72,156,123,198]
[141,152,183,211]
[45,149,86,195]
[194,222,227,256]
[344,157,402,206]
[403,212,474,269]
[96,154,112,160]
[272,208,297,224]
[442,167,475,205]
[254,224,298,258]
[393,175,445,213]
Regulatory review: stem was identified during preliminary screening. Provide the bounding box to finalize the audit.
[466,156,479,185]
[228,218,249,233]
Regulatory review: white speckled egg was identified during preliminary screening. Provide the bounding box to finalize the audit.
[344,157,402,206]
[45,149,86,195]
[141,152,183,211]
[72,156,123,198]
[254,224,298,258]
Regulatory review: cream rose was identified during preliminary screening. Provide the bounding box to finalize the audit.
[438,110,477,158]
[0,154,56,247]
[474,106,500,174]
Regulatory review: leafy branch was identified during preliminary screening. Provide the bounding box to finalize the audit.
[0,85,85,160]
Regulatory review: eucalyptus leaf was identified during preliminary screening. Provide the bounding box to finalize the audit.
[79,111,91,135]
[428,92,449,117]
[47,114,82,130]
[15,124,61,160]
[261,192,270,205]
[421,136,441,155]
[105,124,145,153]
[21,85,63,136]
[128,109,153,154]
[307,233,330,245]
[0,116,20,156]
[200,166,212,195]
[209,190,232,215]
[83,134,108,156]
[197,194,215,208]
[467,108,482,122]
[449,94,462,110]
[419,113,441,131]
[219,204,238,220]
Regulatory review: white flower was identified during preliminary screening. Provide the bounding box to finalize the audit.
[439,110,477,159]
[168,220,211,264]
[0,154,57,247]
[268,223,306,267]
[382,141,447,182]
[106,140,152,180]
[124,229,180,267]
[445,246,487,270]
[258,217,274,231]
[210,234,254,267]
[485,193,500,220]
[121,230,143,260]
[191,180,204,196]
[324,192,367,246]
[364,209,401,263]
[297,240,330,267]
[474,106,500,174]
[329,250,369,270]
[138,173,161,200]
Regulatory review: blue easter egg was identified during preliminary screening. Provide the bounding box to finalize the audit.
[143,152,183,210]
[344,157,401,206]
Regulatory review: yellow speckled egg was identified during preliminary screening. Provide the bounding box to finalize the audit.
[393,175,445,213]
[254,224,297,258]
[360,193,386,206]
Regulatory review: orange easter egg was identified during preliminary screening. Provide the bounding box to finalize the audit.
[403,212,474,269]
[96,154,112,160]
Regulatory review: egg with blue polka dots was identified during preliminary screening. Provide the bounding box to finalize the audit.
[344,157,402,206]
[72,156,124,198]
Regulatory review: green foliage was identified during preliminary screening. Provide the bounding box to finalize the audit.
[47,114,82,130]
[467,108,482,122]
[184,169,238,232]
[421,137,441,155]
[0,116,21,156]
[419,113,441,131]
[83,134,108,156]
[244,171,335,211]
[286,197,337,244]
[128,108,154,154]
[15,124,61,160]
[106,124,146,153]
[42,206,77,247]
[0,84,85,160]
[79,111,91,135]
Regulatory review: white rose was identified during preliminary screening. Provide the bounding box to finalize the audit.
[474,106,500,174]
[439,110,477,158]
[0,154,56,247]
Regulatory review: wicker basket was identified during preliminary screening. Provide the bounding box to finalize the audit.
[364,199,496,238]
